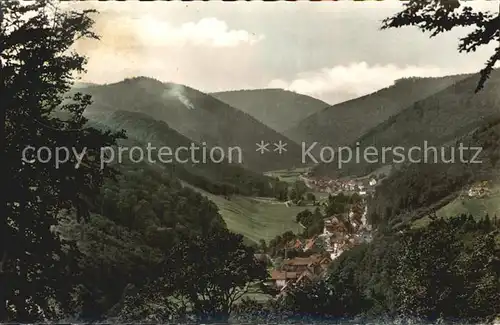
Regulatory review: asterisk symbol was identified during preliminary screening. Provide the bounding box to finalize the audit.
[274,140,287,154]
[256,140,270,154]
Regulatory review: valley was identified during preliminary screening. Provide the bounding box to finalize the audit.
[12,68,500,323]
[73,69,500,253]
[7,0,500,319]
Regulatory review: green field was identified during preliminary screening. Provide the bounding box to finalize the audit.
[412,184,500,229]
[436,184,500,219]
[264,167,310,184]
[182,182,307,243]
[265,168,330,201]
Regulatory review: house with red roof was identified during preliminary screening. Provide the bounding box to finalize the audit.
[269,254,332,290]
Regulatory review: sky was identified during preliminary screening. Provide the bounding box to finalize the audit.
[67,1,499,104]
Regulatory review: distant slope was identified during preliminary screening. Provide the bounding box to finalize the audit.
[211,89,328,132]
[73,81,98,88]
[88,110,288,198]
[313,70,500,178]
[80,77,304,172]
[285,74,470,146]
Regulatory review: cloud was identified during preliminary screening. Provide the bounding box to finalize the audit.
[163,17,265,47]
[72,12,265,87]
[67,1,496,102]
[76,14,264,52]
[268,62,480,104]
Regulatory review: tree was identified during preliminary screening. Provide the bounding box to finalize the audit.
[296,209,313,227]
[279,279,335,319]
[1,0,123,321]
[153,228,268,322]
[382,0,500,92]
[351,192,362,204]
[393,215,500,322]
[288,188,298,202]
[258,239,268,253]
[293,181,308,201]
[306,192,316,204]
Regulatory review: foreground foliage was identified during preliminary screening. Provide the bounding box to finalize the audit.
[382,0,500,92]
[1,0,123,321]
[112,228,268,323]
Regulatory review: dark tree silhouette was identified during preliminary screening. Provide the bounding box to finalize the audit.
[1,0,123,321]
[382,0,500,92]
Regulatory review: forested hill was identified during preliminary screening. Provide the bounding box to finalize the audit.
[86,110,288,198]
[368,117,500,230]
[312,70,500,178]
[57,157,228,319]
[211,89,329,132]
[285,74,469,146]
[79,77,305,172]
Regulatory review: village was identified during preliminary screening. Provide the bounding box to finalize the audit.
[258,173,379,296]
[300,174,378,197]
[463,180,493,199]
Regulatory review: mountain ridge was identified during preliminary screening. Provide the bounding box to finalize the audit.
[312,70,500,178]
[79,77,306,172]
[285,73,472,147]
[211,88,329,132]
